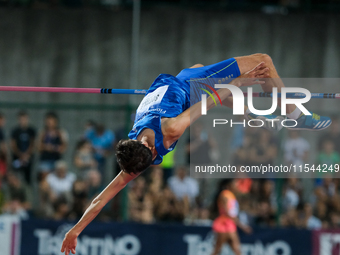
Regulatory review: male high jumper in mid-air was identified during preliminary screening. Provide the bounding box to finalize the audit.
[61,54,331,255]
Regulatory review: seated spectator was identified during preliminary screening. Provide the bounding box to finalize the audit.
[85,123,114,175]
[128,176,146,217]
[300,203,322,230]
[322,221,329,229]
[85,171,112,219]
[318,117,340,153]
[230,115,246,152]
[183,207,199,225]
[280,208,298,228]
[282,184,300,212]
[320,177,337,197]
[147,166,164,204]
[248,129,277,166]
[328,193,340,217]
[328,211,340,229]
[86,169,104,200]
[238,196,255,226]
[155,185,189,223]
[318,140,340,165]
[254,200,276,227]
[309,185,330,223]
[10,111,36,184]
[3,172,30,210]
[140,195,154,224]
[46,160,76,200]
[257,179,277,211]
[233,135,253,166]
[286,177,303,197]
[69,180,88,220]
[168,166,199,205]
[315,140,340,182]
[128,177,154,224]
[283,130,310,166]
[314,201,328,223]
[36,178,55,218]
[52,196,70,220]
[74,139,97,177]
[2,172,30,219]
[38,112,68,176]
[185,122,217,165]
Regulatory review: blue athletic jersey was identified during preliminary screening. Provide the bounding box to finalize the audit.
[129,58,240,165]
[128,74,190,165]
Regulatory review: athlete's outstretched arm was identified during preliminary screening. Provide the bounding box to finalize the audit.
[61,171,138,255]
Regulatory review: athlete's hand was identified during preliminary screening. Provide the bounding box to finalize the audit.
[242,225,253,234]
[244,61,270,79]
[61,231,78,255]
[232,61,270,87]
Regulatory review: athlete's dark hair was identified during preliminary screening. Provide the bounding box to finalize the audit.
[116,139,153,175]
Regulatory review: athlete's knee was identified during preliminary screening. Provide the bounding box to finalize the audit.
[190,63,204,68]
[251,53,263,58]
[261,53,273,65]
[252,53,273,65]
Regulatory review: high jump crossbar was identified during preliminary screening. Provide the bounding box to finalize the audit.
[0,86,339,99]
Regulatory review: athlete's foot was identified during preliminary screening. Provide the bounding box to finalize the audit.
[286,112,332,131]
[245,112,285,132]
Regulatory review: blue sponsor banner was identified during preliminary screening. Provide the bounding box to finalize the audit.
[21,219,311,255]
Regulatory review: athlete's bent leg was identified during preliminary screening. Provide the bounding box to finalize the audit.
[211,233,228,255]
[235,53,295,114]
[189,64,204,68]
[228,232,242,255]
[188,63,239,110]
[235,53,332,131]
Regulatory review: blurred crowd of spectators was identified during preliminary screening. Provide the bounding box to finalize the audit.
[0,110,340,232]
[0,111,115,221]
[278,118,340,230]
[125,116,340,231]
[229,117,340,230]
